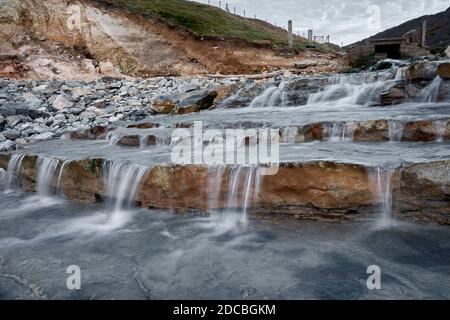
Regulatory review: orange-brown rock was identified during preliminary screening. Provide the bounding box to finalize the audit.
[1,153,449,224]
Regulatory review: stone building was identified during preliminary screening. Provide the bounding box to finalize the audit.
[348,22,430,63]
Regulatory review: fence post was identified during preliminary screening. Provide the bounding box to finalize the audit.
[288,20,293,49]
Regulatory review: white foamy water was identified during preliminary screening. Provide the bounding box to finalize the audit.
[36,157,60,197]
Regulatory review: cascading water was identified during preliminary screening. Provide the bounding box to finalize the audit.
[435,120,448,142]
[374,167,395,227]
[4,153,27,192]
[394,67,406,81]
[104,161,148,213]
[208,165,225,211]
[388,121,405,142]
[281,127,299,144]
[36,157,60,196]
[420,76,442,103]
[0,168,6,187]
[56,160,70,192]
[249,81,288,108]
[207,165,262,231]
[307,72,393,107]
[327,122,356,142]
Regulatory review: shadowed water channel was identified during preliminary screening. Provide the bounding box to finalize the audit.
[0,191,449,300]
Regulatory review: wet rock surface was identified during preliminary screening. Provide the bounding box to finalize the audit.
[0,77,250,150]
[1,150,449,224]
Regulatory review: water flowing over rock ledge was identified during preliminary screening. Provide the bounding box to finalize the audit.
[1,153,449,224]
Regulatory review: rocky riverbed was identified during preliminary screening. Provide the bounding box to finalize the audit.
[1,59,450,152]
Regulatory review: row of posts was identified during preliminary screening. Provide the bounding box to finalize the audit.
[202,1,330,47]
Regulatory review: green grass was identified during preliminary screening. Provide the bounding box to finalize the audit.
[96,0,336,51]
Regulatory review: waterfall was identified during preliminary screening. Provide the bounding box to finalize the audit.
[226,166,262,224]
[107,133,121,146]
[4,153,27,191]
[420,76,442,102]
[281,127,298,144]
[139,135,148,149]
[435,120,447,142]
[208,165,225,210]
[329,69,394,85]
[375,167,395,227]
[394,67,406,81]
[249,82,288,108]
[56,160,70,192]
[306,81,386,106]
[326,122,356,142]
[36,157,60,196]
[0,168,5,188]
[207,165,261,228]
[242,166,262,221]
[104,161,148,213]
[388,121,405,142]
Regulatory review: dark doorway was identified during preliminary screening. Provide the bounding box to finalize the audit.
[374,44,401,59]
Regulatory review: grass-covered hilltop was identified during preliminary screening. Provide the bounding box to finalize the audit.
[96,0,335,51]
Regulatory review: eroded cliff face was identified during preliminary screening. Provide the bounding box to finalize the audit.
[0,0,200,79]
[0,0,338,80]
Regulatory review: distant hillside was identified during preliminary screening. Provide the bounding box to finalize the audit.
[351,6,450,52]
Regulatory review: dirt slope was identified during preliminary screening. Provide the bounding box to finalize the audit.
[0,0,343,80]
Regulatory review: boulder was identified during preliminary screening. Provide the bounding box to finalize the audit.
[178,83,199,93]
[80,111,97,120]
[30,132,54,142]
[2,129,21,140]
[378,82,406,105]
[294,60,318,69]
[86,106,106,117]
[0,101,48,119]
[70,126,109,140]
[93,99,106,109]
[52,95,73,110]
[0,102,19,117]
[405,61,438,81]
[150,98,176,114]
[117,135,140,147]
[0,140,15,151]
[437,62,450,79]
[401,120,436,142]
[71,87,92,100]
[353,120,389,141]
[151,89,218,115]
[174,90,218,115]
[32,83,61,95]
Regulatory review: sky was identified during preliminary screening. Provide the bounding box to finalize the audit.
[194,0,450,46]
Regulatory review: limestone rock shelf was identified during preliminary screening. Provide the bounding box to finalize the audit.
[1,152,449,224]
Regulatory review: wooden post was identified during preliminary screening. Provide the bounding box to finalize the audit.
[422,21,427,47]
[308,29,313,42]
[288,20,293,49]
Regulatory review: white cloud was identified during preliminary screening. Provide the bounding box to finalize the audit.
[194,0,450,45]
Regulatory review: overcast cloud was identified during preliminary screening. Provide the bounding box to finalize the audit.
[195,0,450,46]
